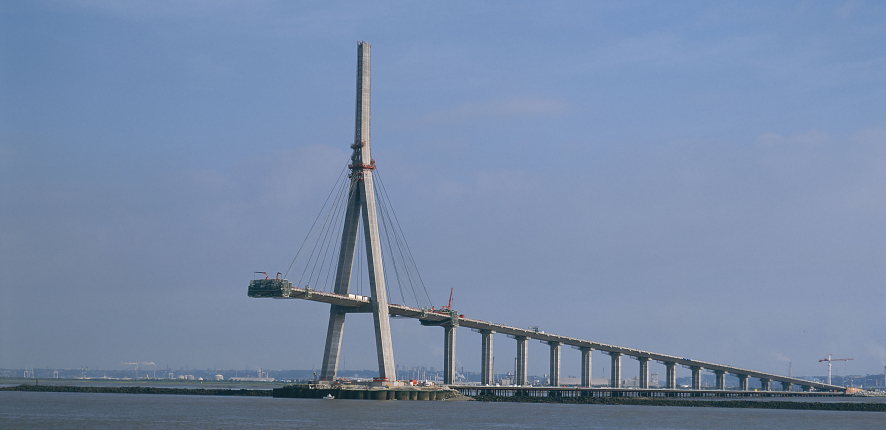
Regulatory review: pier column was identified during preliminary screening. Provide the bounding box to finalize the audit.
[714,370,726,390]
[580,347,593,387]
[443,325,456,385]
[759,378,771,391]
[690,366,702,390]
[548,342,561,386]
[781,381,792,392]
[802,385,813,392]
[516,336,528,386]
[665,362,677,389]
[607,352,622,388]
[737,374,749,391]
[480,330,494,385]
[638,357,650,389]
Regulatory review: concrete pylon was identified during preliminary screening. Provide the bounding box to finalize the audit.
[608,352,622,388]
[665,362,677,389]
[548,342,561,387]
[319,41,396,382]
[443,325,456,384]
[515,336,528,386]
[714,370,726,390]
[480,330,494,385]
[690,366,702,390]
[638,357,650,389]
[580,347,593,387]
[737,374,749,391]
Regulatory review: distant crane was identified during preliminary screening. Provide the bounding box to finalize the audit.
[819,354,853,385]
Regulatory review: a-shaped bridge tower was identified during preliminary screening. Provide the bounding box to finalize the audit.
[319,41,395,382]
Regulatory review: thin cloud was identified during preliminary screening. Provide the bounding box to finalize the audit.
[773,352,791,362]
[755,130,829,146]
[868,344,886,366]
[424,97,571,124]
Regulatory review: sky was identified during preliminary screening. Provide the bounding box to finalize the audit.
[1,1,885,381]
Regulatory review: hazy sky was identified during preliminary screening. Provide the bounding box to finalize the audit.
[2,1,885,380]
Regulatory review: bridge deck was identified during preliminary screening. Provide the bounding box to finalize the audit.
[259,286,845,392]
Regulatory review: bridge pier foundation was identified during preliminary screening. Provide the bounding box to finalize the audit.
[548,342,561,387]
[580,347,593,387]
[638,357,650,389]
[480,330,494,385]
[443,325,456,384]
[665,362,677,389]
[738,374,749,391]
[760,378,771,391]
[714,370,726,390]
[516,336,528,386]
[781,381,792,392]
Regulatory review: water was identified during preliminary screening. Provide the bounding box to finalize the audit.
[2,392,883,429]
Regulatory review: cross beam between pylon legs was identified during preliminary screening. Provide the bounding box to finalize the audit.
[319,41,396,382]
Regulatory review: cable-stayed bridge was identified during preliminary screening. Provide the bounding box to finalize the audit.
[247,41,846,394]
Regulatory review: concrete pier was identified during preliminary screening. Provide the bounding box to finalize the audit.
[580,347,593,387]
[781,381,792,392]
[690,366,702,390]
[760,378,771,391]
[516,336,528,386]
[480,330,494,385]
[608,352,622,388]
[443,325,456,384]
[665,362,677,389]
[548,342,561,386]
[738,374,749,391]
[714,370,726,390]
[638,357,650,389]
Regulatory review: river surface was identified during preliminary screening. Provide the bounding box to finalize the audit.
[2,392,883,429]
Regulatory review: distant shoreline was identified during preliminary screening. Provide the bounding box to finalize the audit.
[0,384,271,396]
[472,394,886,412]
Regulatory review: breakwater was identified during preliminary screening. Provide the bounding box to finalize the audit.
[273,384,459,401]
[1,384,271,396]
[473,394,886,412]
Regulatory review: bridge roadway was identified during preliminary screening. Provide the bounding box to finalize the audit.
[268,286,846,393]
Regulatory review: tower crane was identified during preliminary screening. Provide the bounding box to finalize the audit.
[819,354,853,385]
